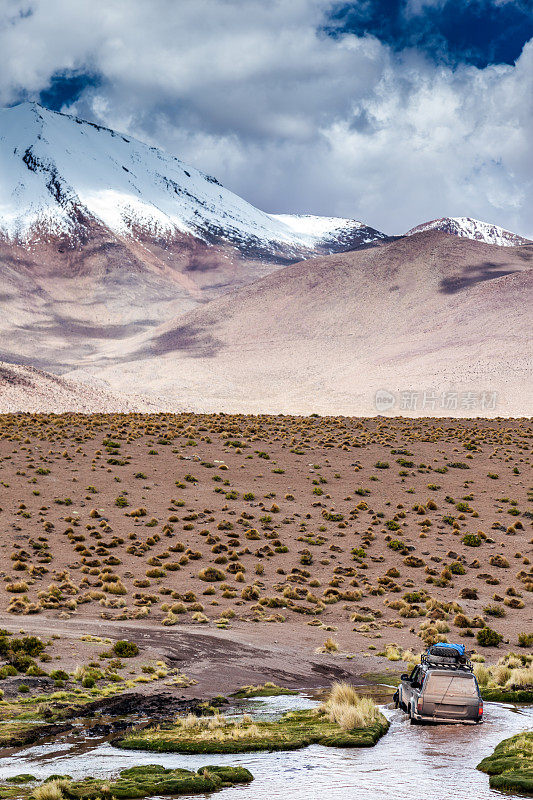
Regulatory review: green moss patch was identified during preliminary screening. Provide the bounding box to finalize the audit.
[477,732,533,796]
[480,688,533,703]
[230,683,298,698]
[0,684,127,723]
[116,708,389,755]
[0,788,22,800]
[27,765,252,799]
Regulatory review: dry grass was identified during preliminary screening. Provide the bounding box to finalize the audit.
[32,779,70,800]
[383,644,401,661]
[321,682,380,730]
[174,713,263,741]
[506,666,533,687]
[474,653,533,689]
[317,637,339,653]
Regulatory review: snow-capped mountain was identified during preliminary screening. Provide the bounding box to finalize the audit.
[405,217,530,247]
[0,102,389,375]
[2,103,527,262]
[1,100,530,390]
[0,102,384,256]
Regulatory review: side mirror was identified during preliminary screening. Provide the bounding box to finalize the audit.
[401,673,409,681]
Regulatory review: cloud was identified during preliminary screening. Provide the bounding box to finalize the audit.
[1,0,532,237]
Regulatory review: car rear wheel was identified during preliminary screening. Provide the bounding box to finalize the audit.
[409,705,419,725]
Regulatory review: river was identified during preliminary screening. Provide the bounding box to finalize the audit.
[0,693,531,800]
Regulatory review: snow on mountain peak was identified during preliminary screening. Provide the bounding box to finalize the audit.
[0,103,382,255]
[270,214,363,238]
[2,104,526,256]
[405,216,529,247]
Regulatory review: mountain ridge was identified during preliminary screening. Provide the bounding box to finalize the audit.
[0,102,385,256]
[0,103,531,416]
[405,216,530,247]
[1,103,529,251]
[63,231,533,417]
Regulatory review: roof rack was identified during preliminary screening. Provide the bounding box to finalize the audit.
[421,653,474,672]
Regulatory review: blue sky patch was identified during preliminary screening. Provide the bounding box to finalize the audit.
[326,0,533,67]
[39,72,101,111]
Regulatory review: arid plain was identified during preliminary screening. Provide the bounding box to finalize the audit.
[0,412,531,696]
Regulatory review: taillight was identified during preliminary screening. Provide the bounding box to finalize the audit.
[417,697,423,713]
[478,701,483,717]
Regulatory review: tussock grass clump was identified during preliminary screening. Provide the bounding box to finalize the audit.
[32,779,70,800]
[321,682,381,731]
[198,567,225,582]
[507,666,533,687]
[317,637,339,653]
[382,644,402,661]
[474,651,533,700]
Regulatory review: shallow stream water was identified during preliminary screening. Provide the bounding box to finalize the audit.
[0,693,531,800]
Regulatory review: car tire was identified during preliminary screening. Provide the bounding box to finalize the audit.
[409,705,419,725]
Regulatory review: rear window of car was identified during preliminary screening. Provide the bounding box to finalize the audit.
[424,674,478,697]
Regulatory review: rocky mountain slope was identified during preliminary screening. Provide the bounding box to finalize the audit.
[1,103,386,256]
[1,103,531,415]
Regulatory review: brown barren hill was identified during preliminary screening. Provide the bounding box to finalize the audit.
[84,231,533,416]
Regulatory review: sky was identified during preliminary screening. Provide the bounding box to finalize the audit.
[1,0,532,236]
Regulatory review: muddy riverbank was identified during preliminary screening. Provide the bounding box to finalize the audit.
[0,617,382,699]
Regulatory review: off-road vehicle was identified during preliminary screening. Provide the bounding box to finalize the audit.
[394,643,483,724]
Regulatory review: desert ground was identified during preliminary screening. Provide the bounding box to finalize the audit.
[0,412,531,696]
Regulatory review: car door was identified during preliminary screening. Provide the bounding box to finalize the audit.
[402,665,419,707]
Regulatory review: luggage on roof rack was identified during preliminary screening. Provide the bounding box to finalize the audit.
[428,643,466,661]
[421,642,473,671]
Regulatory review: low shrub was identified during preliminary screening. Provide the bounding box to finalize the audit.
[477,627,503,647]
[462,534,482,547]
[113,640,139,658]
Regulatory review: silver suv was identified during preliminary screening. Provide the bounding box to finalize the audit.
[395,647,483,724]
